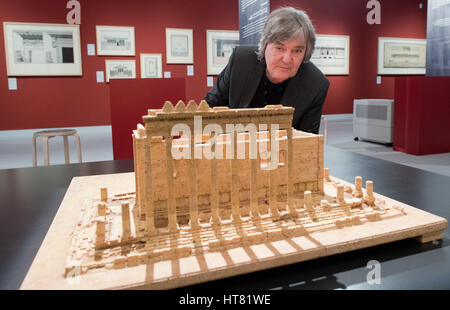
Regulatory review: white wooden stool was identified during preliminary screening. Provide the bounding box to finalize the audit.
[32,129,82,166]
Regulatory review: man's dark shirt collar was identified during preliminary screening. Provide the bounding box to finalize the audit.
[249,70,291,108]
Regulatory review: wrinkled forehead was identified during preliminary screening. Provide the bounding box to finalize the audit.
[268,27,306,46]
[271,32,306,47]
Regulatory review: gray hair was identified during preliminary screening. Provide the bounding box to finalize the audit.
[257,7,316,63]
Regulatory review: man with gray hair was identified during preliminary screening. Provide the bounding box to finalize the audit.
[204,7,329,134]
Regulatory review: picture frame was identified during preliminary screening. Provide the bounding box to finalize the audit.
[140,53,162,78]
[378,37,426,75]
[105,59,136,83]
[206,30,239,75]
[3,22,82,76]
[165,28,193,64]
[311,34,350,75]
[96,25,135,56]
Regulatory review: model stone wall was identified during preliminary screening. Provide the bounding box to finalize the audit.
[133,127,323,227]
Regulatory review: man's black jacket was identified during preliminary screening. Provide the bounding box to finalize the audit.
[204,46,330,134]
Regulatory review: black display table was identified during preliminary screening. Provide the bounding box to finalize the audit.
[1,146,449,290]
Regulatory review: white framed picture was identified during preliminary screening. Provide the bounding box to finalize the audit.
[3,22,82,76]
[96,25,135,56]
[311,34,350,75]
[206,30,239,75]
[140,53,162,78]
[165,28,193,64]
[105,59,136,82]
[378,37,426,75]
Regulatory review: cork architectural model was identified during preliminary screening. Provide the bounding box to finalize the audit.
[20,100,447,290]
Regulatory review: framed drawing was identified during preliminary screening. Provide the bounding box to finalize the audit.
[96,26,135,56]
[378,37,426,75]
[105,60,136,82]
[165,28,193,64]
[311,35,350,75]
[206,30,239,75]
[3,22,82,76]
[140,53,162,78]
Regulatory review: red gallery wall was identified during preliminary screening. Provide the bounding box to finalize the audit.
[0,0,427,130]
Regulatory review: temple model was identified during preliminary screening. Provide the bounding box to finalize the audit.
[60,101,446,286]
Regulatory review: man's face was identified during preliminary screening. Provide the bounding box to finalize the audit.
[264,34,306,84]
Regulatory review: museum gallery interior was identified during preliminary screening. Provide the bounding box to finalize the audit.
[0,0,450,291]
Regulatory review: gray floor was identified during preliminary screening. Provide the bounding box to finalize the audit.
[0,126,113,170]
[319,114,450,177]
[1,116,449,177]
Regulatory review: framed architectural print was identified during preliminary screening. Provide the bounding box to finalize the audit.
[206,30,239,75]
[378,37,426,75]
[96,26,135,56]
[105,59,136,82]
[3,22,82,76]
[311,35,350,75]
[140,53,162,78]
[165,28,193,64]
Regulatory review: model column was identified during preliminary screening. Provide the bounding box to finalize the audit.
[231,130,240,221]
[165,132,178,232]
[189,123,199,229]
[144,134,156,236]
[250,128,259,218]
[210,135,220,224]
[287,126,296,216]
[269,123,279,218]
